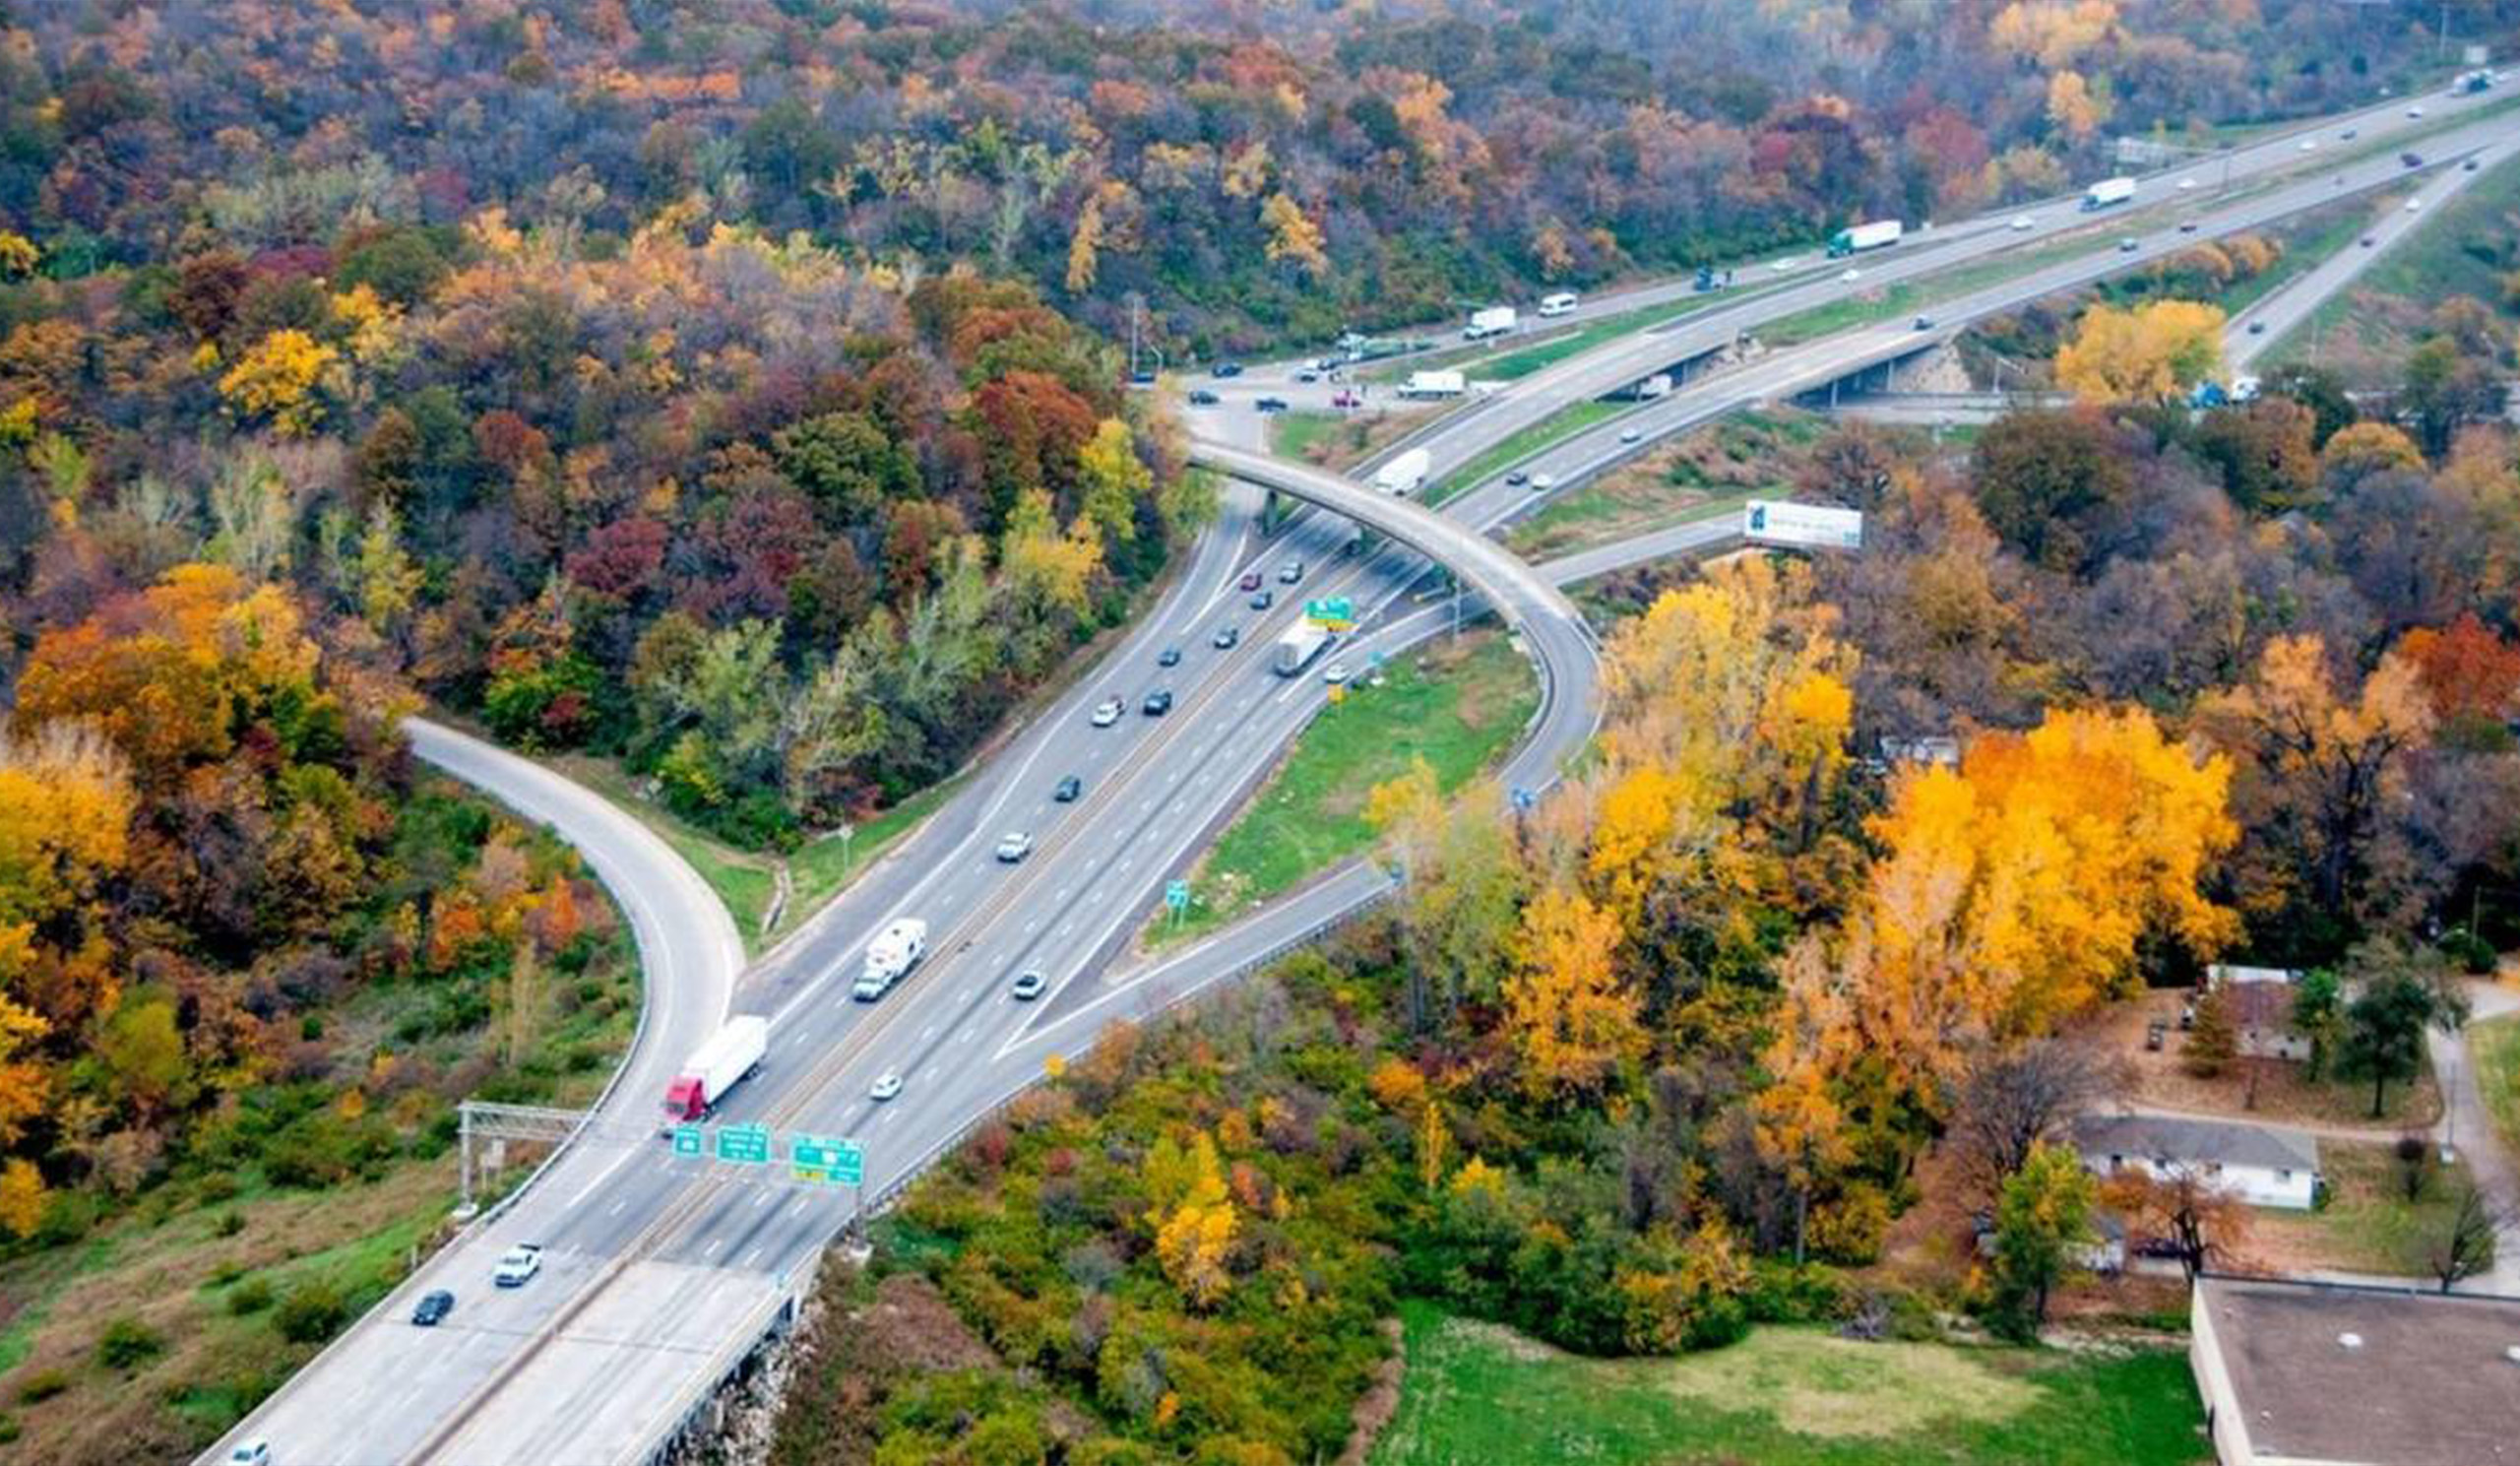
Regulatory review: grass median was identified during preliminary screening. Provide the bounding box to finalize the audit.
[1151,627,1536,947]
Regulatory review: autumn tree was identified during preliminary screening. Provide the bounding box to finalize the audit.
[1947,1038,2119,1206]
[1143,1130,1238,1309]
[2106,1166,2249,1283]
[1367,760,1523,1032]
[217,328,340,436]
[2055,299,2225,405]
[2196,636,2435,950]
[1503,883,1640,1097]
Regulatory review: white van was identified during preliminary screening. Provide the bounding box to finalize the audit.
[1538,291,1579,317]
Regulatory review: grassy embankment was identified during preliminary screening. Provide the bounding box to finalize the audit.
[1154,628,1536,946]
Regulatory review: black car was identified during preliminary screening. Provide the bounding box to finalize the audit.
[2465,158,2482,171]
[1159,646,1181,667]
[1143,689,1173,716]
[1249,589,1274,610]
[1212,361,1244,378]
[1187,388,1221,406]
[1504,470,1529,487]
[2402,151,2426,168]
[412,1290,455,1326]
[1213,625,1239,649]
[1054,775,1082,802]
[1253,396,1290,414]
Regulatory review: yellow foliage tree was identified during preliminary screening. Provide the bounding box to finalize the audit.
[2045,70,2109,139]
[2055,299,2226,404]
[1503,884,1640,1095]
[998,486,1102,620]
[0,1157,42,1239]
[2318,421,2425,486]
[1856,705,2238,1060]
[1144,1130,1238,1309]
[218,328,340,436]
[1260,191,1329,277]
[1065,189,1105,294]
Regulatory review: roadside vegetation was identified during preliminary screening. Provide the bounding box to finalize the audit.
[1504,410,1838,560]
[1424,402,1624,506]
[2272,144,2520,380]
[1158,628,1535,945]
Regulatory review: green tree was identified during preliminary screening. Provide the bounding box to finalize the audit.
[2290,968,2344,1081]
[774,411,919,524]
[2339,943,2467,1117]
[1991,1141,2098,1340]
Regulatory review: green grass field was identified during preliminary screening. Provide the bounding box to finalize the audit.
[1423,401,1624,506]
[1370,1303,2208,1466]
[1158,629,1536,944]
[2252,1139,2483,1277]
[2471,1010,2520,1162]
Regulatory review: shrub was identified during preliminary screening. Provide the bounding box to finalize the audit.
[274,1282,346,1344]
[95,1318,164,1370]
[15,1369,70,1404]
[2440,928,2495,975]
[1746,1259,1852,1324]
[227,1278,275,1315]
[215,1210,246,1239]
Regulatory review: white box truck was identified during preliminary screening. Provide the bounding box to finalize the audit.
[854,918,926,1000]
[1826,220,1903,257]
[1464,305,1518,339]
[1399,369,1466,399]
[1373,447,1431,497]
[2082,176,2137,212]
[662,1015,769,1123]
[1273,621,1332,676]
[1538,291,1579,317]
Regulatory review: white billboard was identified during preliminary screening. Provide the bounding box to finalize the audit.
[1743,500,1862,550]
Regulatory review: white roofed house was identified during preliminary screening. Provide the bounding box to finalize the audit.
[2072,1113,2322,1211]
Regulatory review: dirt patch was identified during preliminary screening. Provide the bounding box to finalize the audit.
[1660,1329,2042,1439]
[1336,1316,1406,1466]
[1439,1312,1562,1365]
[2086,988,2442,1131]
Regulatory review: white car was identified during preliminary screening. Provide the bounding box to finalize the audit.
[1090,697,1123,728]
[869,1070,904,1102]
[1770,256,1799,273]
[994,831,1033,862]
[1322,662,1351,685]
[2404,198,2422,212]
[2298,138,2317,152]
[2407,104,2426,118]
[1838,267,1860,283]
[493,1243,542,1288]
[2177,177,2198,191]
[2009,214,2036,230]
[1618,426,1643,444]
[227,1444,271,1466]
[1528,472,1557,491]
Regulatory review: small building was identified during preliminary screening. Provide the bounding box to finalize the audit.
[1972,1208,2125,1274]
[2204,964,2310,1062]
[1876,734,1961,769]
[2189,1275,2520,1464]
[2072,1113,2321,1211]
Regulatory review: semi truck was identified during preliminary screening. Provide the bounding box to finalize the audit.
[662,1015,769,1123]
[1826,220,1903,257]
[1398,369,1466,399]
[1373,447,1431,497]
[1464,305,1518,339]
[2081,176,2137,212]
[1273,621,1332,676]
[853,918,927,1000]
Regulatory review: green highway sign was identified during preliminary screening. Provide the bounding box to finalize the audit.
[790,1133,864,1186]
[1165,879,1190,911]
[1304,598,1354,626]
[715,1122,772,1166]
[670,1124,704,1158]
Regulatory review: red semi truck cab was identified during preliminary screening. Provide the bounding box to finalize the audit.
[660,1015,769,1126]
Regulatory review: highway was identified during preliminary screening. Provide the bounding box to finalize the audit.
[209,76,2520,1466]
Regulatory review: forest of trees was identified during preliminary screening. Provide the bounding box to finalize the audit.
[781,371,2520,1460]
[0,1,2507,355]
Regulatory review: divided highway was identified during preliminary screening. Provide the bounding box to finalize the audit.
[208,76,2520,1466]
